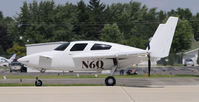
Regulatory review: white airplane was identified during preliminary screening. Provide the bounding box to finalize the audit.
[18,17,178,86]
[0,54,16,67]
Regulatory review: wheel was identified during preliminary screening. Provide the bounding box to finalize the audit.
[35,80,42,86]
[40,69,46,73]
[105,76,116,86]
[20,68,23,72]
[21,67,27,72]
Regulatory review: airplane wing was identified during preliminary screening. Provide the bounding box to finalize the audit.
[72,50,148,69]
[73,50,148,59]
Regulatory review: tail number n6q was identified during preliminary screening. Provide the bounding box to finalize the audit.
[82,60,104,69]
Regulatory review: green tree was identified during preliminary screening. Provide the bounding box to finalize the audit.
[88,0,105,22]
[157,10,167,21]
[172,19,193,53]
[176,8,192,20]
[14,1,77,44]
[7,44,26,57]
[87,0,106,40]
[100,23,124,44]
[73,0,90,40]
[0,12,13,54]
[124,36,147,49]
[0,11,2,19]
[191,13,199,41]
[51,3,78,41]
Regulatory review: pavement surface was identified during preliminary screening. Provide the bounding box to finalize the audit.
[0,86,198,102]
[1,78,199,87]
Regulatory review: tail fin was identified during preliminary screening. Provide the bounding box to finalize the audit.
[148,17,178,58]
[8,53,16,63]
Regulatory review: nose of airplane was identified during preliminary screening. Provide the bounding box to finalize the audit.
[18,56,30,65]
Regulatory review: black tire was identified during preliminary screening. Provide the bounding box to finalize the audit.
[21,67,27,72]
[40,69,46,73]
[126,70,130,75]
[20,69,23,72]
[105,76,116,86]
[35,80,42,86]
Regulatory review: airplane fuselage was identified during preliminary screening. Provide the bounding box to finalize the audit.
[19,41,147,71]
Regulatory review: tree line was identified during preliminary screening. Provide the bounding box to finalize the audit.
[0,0,198,57]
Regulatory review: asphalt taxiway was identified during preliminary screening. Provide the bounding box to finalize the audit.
[0,86,198,102]
[1,77,199,87]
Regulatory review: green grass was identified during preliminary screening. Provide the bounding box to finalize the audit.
[175,75,199,77]
[1,74,199,79]
[0,83,104,87]
[0,83,33,86]
[0,67,8,69]
[157,64,184,67]
[173,64,184,66]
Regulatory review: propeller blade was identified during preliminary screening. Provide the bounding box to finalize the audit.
[147,37,152,77]
[148,55,151,77]
[147,40,150,50]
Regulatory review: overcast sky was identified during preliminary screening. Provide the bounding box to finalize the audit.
[0,0,199,17]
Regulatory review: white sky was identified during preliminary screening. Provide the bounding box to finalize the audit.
[0,0,199,17]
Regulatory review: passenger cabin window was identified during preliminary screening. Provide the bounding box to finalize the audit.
[54,42,70,51]
[91,43,112,50]
[70,43,88,51]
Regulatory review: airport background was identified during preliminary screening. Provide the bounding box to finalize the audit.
[0,0,199,66]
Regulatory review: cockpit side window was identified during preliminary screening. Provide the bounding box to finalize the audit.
[70,43,88,51]
[54,42,70,51]
[91,43,112,50]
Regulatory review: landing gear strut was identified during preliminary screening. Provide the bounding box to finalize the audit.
[105,58,118,86]
[35,76,42,86]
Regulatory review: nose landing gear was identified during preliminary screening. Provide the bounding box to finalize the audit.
[35,76,42,86]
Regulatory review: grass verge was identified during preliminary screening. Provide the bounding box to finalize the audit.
[0,67,8,69]
[0,83,104,87]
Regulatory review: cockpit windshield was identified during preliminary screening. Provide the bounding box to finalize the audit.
[54,42,70,51]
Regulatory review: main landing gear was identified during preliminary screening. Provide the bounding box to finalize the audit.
[35,76,42,86]
[105,58,118,86]
[105,76,116,86]
[40,68,46,73]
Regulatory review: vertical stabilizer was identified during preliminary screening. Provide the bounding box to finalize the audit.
[148,17,178,58]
